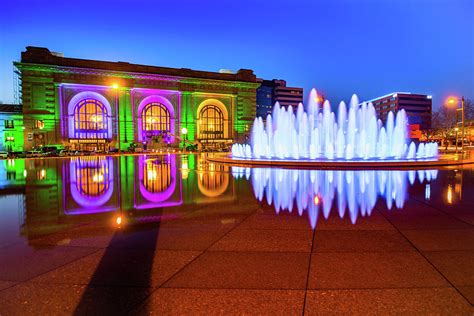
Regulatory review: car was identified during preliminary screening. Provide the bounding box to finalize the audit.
[59,150,69,157]
[0,151,8,159]
[41,146,60,157]
[7,151,26,158]
[26,150,43,158]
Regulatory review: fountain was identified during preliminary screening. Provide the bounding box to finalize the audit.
[232,89,439,162]
[232,166,438,229]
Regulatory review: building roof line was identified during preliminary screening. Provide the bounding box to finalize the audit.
[14,62,259,89]
[364,92,413,103]
[18,46,257,83]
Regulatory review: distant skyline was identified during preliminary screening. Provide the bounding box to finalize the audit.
[1,0,473,109]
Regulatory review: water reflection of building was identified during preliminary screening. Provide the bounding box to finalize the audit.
[445,168,464,204]
[191,155,234,203]
[0,159,26,188]
[67,156,117,214]
[135,155,182,209]
[22,158,63,239]
[233,167,439,229]
[1,155,237,243]
[197,162,230,198]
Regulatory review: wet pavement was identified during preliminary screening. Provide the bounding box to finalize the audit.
[0,154,473,314]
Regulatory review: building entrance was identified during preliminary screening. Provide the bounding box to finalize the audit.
[69,139,108,152]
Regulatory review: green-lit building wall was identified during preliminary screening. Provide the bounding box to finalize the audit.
[0,111,24,152]
[15,47,259,151]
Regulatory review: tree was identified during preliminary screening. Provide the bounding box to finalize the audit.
[432,104,457,150]
[432,98,473,150]
[463,98,474,121]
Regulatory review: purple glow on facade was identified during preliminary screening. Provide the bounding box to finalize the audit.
[136,93,177,142]
[136,155,182,209]
[67,90,113,139]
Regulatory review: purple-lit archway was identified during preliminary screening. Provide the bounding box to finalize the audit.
[137,95,175,142]
[135,155,182,209]
[67,156,115,214]
[67,91,113,140]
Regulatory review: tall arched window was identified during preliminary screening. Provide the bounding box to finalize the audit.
[73,99,108,139]
[199,105,224,139]
[142,102,170,139]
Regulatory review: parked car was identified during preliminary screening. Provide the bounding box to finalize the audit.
[41,146,59,153]
[7,151,27,158]
[59,150,69,157]
[41,146,60,157]
[26,150,42,158]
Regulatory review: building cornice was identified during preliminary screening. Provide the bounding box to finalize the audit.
[14,62,259,89]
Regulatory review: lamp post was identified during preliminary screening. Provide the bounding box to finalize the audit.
[112,83,121,153]
[455,127,459,153]
[181,127,188,152]
[447,96,465,154]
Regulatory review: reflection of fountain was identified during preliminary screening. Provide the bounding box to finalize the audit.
[68,156,115,213]
[232,167,438,229]
[232,90,438,161]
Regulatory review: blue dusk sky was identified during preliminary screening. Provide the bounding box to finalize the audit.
[0,0,473,109]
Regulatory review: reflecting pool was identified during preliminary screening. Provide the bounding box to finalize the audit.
[233,167,439,228]
[0,154,472,235]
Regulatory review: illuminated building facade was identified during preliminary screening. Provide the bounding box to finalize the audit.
[256,79,303,118]
[15,47,259,151]
[366,92,432,131]
[0,104,24,151]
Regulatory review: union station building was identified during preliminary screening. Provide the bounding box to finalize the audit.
[15,47,259,151]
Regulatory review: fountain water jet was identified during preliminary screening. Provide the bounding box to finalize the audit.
[232,89,438,161]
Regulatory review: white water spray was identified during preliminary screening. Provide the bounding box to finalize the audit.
[232,89,438,161]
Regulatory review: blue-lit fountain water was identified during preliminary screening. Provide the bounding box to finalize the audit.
[232,89,438,160]
[232,167,438,229]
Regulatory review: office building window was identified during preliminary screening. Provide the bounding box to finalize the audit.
[5,120,14,129]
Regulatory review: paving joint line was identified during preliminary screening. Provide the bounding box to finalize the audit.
[301,223,317,315]
[125,206,262,314]
[410,196,474,227]
[374,206,474,306]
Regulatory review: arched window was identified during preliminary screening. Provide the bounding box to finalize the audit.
[73,99,108,139]
[199,105,224,139]
[142,102,170,139]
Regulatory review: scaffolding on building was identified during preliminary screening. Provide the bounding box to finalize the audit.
[13,63,22,106]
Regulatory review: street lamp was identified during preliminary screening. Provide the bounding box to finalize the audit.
[181,127,188,152]
[455,127,459,153]
[112,83,121,153]
[446,96,465,154]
